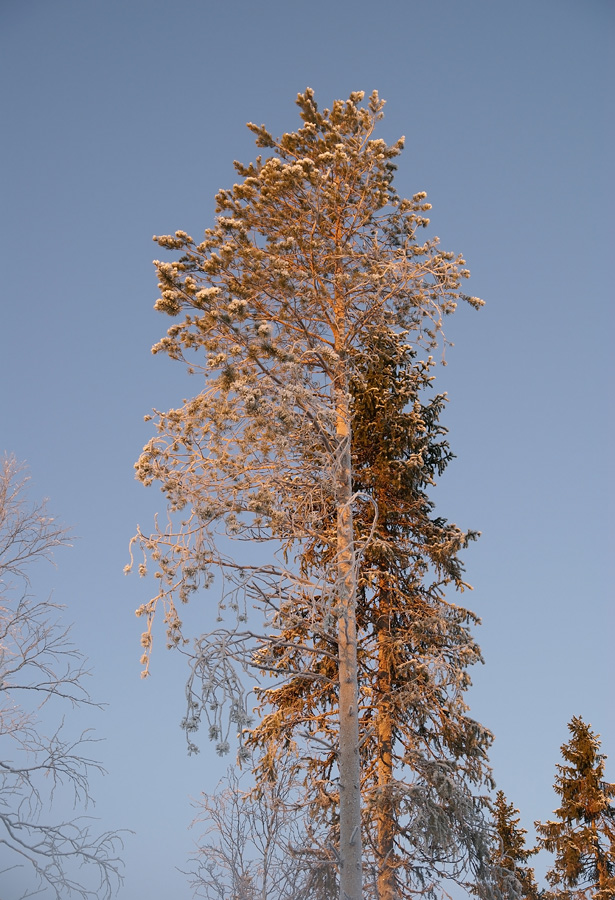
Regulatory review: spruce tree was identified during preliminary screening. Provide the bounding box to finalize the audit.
[536,717,615,900]
[488,790,540,900]
[130,89,485,900]
[248,331,495,899]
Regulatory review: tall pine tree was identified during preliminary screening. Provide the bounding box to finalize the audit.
[536,717,615,900]
[130,89,487,900]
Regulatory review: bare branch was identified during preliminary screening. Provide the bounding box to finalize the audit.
[0,455,125,898]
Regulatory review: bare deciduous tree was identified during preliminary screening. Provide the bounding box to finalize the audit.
[0,455,124,899]
[189,758,337,900]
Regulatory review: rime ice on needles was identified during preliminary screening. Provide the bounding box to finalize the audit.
[130,89,489,900]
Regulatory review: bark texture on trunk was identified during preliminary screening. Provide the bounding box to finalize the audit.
[336,396,363,900]
[376,588,396,900]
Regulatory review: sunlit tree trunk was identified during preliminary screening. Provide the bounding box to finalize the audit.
[335,389,363,900]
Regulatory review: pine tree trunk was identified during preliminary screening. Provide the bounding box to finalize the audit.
[376,589,396,900]
[335,393,363,900]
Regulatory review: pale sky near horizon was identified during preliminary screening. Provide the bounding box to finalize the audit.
[1,1,613,897]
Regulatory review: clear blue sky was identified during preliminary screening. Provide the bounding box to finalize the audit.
[1,0,613,896]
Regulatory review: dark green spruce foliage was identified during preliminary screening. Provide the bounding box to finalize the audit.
[250,331,496,899]
[537,717,615,900]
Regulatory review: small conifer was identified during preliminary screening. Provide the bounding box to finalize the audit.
[536,717,615,900]
[488,790,540,899]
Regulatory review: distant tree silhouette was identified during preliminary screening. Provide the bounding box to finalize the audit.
[0,455,124,899]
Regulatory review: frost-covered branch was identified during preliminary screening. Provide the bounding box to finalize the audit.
[188,759,337,900]
[0,455,124,898]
